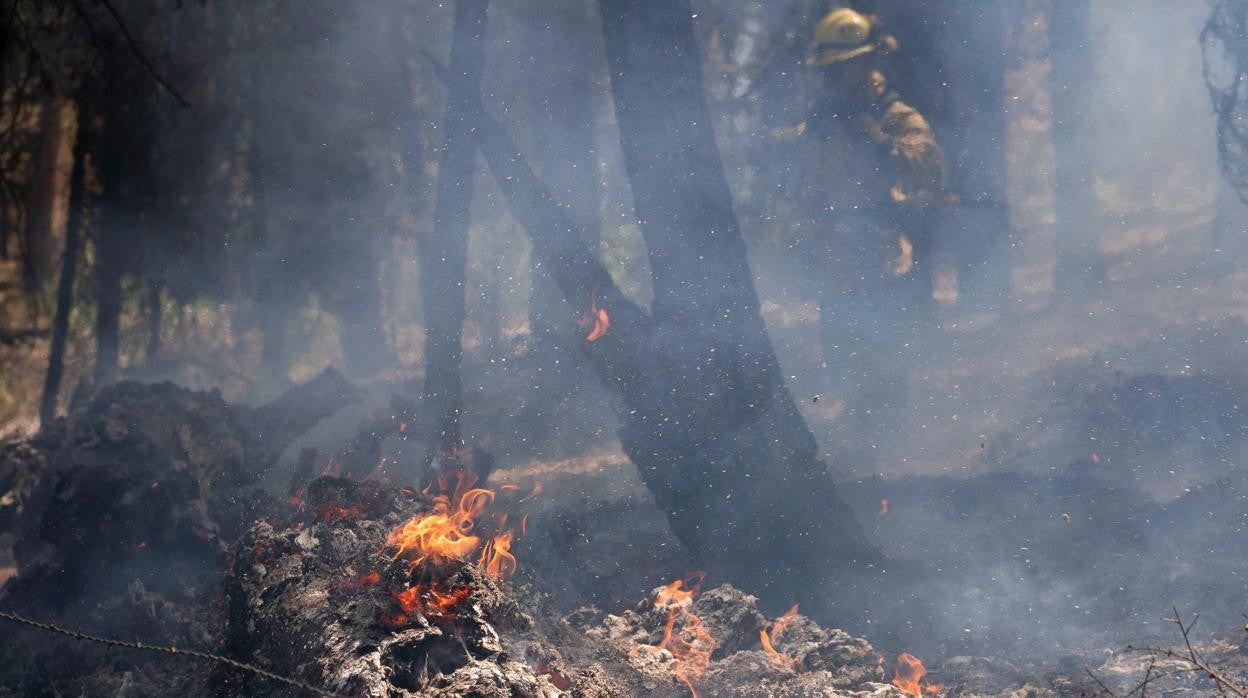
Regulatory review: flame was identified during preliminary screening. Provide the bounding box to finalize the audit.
[577,290,610,342]
[642,575,715,697]
[659,607,716,697]
[387,485,494,564]
[760,604,800,669]
[386,465,535,580]
[892,652,943,697]
[478,530,517,579]
[654,572,705,608]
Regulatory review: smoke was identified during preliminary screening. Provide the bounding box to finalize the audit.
[29,0,1244,670]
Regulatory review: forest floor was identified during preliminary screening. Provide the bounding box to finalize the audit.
[4,207,1248,689]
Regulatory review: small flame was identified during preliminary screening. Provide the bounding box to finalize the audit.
[478,530,517,579]
[892,652,943,697]
[386,465,536,580]
[659,607,716,697]
[577,290,610,342]
[654,572,705,609]
[641,576,715,697]
[760,604,800,669]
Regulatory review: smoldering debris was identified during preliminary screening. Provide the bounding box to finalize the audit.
[2,376,1248,696]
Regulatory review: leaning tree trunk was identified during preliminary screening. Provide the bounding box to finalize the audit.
[419,0,489,456]
[596,0,875,603]
[39,104,88,424]
[1047,0,1106,297]
[445,0,877,609]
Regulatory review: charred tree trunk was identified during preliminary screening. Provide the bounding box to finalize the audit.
[419,0,488,454]
[450,0,877,609]
[1047,0,1106,297]
[597,0,874,601]
[94,228,123,387]
[39,106,88,424]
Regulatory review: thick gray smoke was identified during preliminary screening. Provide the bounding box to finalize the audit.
[59,0,1245,668]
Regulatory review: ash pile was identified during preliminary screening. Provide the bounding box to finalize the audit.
[0,376,906,697]
[226,471,906,697]
[0,371,357,695]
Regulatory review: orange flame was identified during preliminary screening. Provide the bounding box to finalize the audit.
[578,291,610,342]
[386,466,535,580]
[892,652,943,697]
[642,575,715,697]
[760,604,800,669]
[654,572,705,609]
[387,486,494,564]
[478,530,517,579]
[660,607,716,697]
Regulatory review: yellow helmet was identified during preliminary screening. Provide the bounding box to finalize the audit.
[808,8,877,67]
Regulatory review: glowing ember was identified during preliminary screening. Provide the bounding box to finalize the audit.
[578,290,610,342]
[393,586,422,613]
[892,652,943,697]
[760,604,800,669]
[391,582,470,617]
[341,570,382,591]
[316,502,360,523]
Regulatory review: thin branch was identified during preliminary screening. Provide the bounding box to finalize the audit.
[94,0,189,107]
[1085,667,1120,697]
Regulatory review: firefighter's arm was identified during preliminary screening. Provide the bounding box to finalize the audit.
[880,103,947,202]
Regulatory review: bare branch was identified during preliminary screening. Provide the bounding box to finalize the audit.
[94,0,190,107]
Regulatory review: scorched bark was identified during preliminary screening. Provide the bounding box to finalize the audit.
[460,0,878,609]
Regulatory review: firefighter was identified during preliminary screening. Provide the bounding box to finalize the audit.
[799,6,948,420]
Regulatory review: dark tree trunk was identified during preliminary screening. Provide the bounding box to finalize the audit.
[454,0,877,609]
[597,0,874,602]
[39,109,88,424]
[1047,0,1106,297]
[419,0,489,454]
[94,233,123,386]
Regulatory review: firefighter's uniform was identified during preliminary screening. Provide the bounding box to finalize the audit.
[798,8,947,416]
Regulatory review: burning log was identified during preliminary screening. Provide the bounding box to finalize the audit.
[220,472,908,697]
